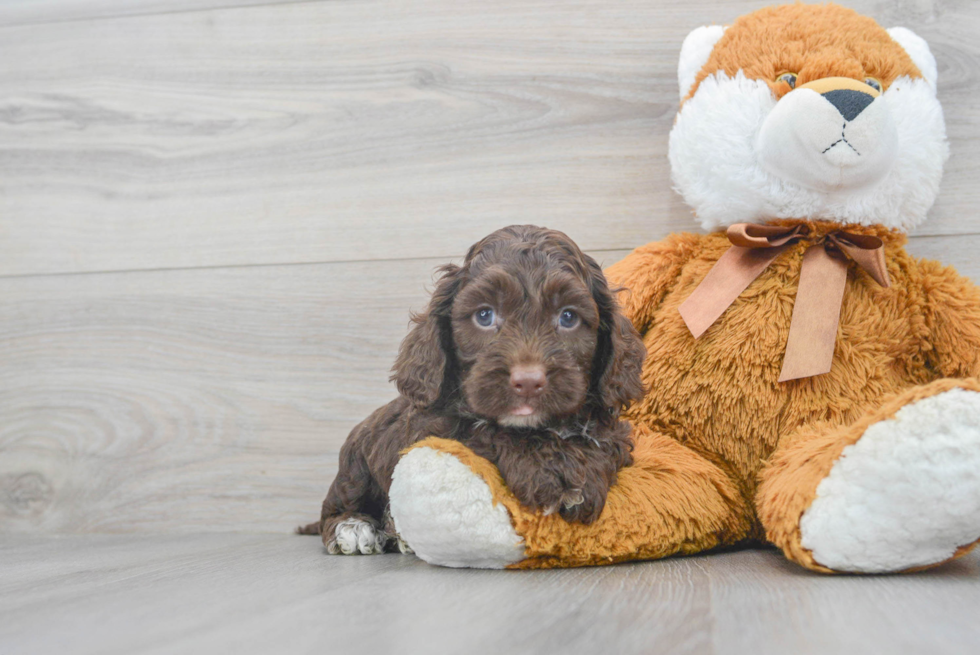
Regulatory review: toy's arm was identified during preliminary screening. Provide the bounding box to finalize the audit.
[604,232,701,335]
[920,259,980,378]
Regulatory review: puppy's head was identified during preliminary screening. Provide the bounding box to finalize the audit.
[391,225,645,428]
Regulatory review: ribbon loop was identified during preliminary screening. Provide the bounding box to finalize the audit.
[678,223,891,382]
[727,222,808,248]
[825,232,890,288]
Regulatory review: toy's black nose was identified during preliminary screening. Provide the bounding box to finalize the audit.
[822,88,875,121]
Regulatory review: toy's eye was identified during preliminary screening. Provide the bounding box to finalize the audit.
[775,72,797,89]
[558,309,579,330]
[474,307,496,328]
[864,77,882,92]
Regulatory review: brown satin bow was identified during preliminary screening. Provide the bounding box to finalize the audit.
[678,223,891,382]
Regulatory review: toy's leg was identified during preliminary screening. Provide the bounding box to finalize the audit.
[757,378,980,573]
[388,427,753,569]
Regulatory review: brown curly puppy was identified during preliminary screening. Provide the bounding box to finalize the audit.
[299,225,646,554]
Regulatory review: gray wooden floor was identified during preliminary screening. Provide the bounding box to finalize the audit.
[1,534,978,655]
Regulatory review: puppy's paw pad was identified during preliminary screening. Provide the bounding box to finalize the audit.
[326,518,385,555]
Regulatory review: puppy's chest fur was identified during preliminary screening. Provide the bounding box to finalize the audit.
[354,395,633,523]
[459,419,609,463]
[453,416,634,522]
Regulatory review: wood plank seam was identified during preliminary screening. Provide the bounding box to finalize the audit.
[0,0,328,30]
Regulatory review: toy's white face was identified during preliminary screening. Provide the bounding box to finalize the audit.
[757,77,898,193]
[669,26,948,234]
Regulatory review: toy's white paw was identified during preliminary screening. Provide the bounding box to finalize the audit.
[801,388,980,572]
[388,446,525,568]
[326,518,386,555]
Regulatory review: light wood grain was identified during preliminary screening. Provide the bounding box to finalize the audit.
[703,548,980,655]
[0,239,975,535]
[0,0,978,277]
[0,0,298,27]
[906,234,980,273]
[1,534,978,655]
[0,256,434,534]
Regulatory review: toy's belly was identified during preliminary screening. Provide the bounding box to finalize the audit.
[627,260,926,485]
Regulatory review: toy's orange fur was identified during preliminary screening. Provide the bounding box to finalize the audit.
[410,221,980,570]
[686,3,922,102]
[403,4,980,571]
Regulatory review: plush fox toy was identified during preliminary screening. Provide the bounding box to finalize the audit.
[386,3,980,572]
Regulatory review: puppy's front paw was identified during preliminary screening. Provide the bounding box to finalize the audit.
[559,487,604,524]
[561,488,585,509]
[545,488,585,515]
[326,518,386,555]
[382,505,414,555]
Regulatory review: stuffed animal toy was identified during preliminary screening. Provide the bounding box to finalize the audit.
[386,3,980,573]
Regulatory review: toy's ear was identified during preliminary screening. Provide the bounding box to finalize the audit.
[678,25,726,100]
[888,27,938,90]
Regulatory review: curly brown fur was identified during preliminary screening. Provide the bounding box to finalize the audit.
[300,225,646,551]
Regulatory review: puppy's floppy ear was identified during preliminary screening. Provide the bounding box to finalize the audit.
[391,263,463,408]
[586,257,646,413]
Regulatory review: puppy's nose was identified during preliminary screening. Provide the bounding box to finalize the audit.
[510,365,547,398]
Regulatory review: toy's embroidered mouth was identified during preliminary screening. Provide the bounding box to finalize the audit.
[822,123,862,156]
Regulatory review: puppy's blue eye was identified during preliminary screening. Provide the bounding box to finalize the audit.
[865,77,882,92]
[474,307,495,328]
[558,309,579,329]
